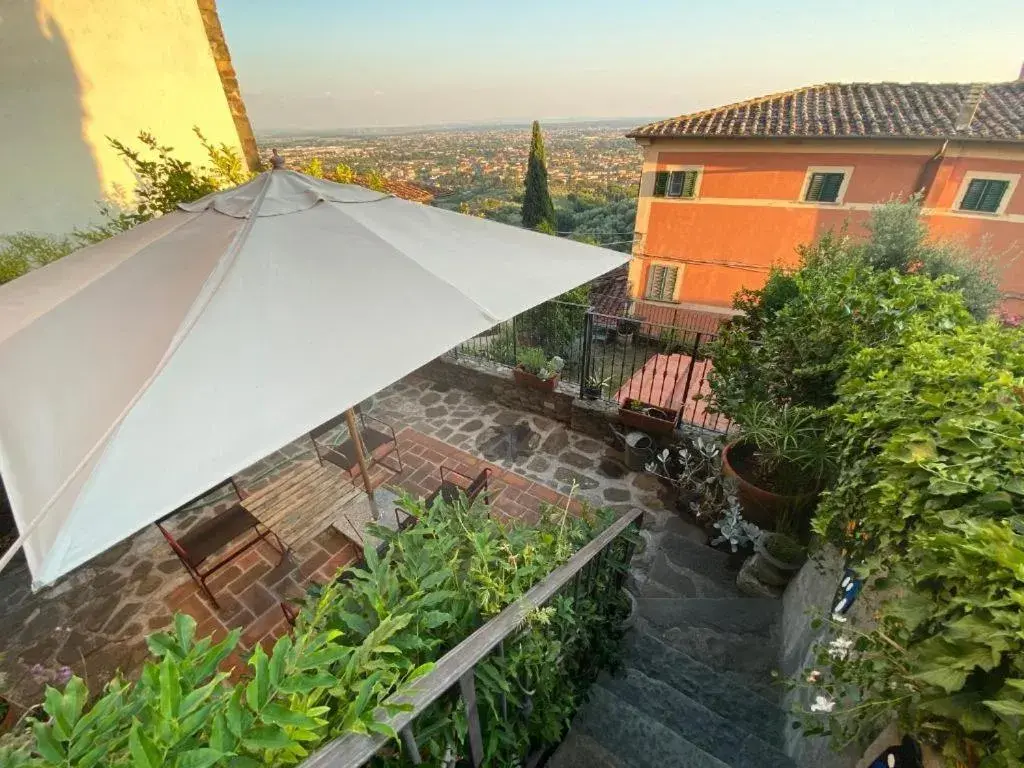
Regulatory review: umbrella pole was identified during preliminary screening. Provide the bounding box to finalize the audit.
[344,408,374,497]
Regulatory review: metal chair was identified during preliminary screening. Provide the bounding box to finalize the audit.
[156,480,286,609]
[423,466,492,512]
[309,410,404,476]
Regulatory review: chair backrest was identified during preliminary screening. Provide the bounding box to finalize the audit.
[155,521,193,565]
[466,468,491,502]
[310,412,348,442]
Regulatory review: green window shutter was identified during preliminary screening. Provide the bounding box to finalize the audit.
[663,266,678,298]
[653,171,669,197]
[646,265,678,301]
[820,173,844,202]
[805,173,825,201]
[805,172,844,202]
[681,171,698,198]
[960,179,1009,212]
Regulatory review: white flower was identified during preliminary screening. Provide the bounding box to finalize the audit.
[806,670,822,683]
[810,695,835,713]
[831,613,848,624]
[828,636,854,660]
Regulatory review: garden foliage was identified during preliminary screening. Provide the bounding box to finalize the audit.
[708,200,1024,764]
[0,497,630,767]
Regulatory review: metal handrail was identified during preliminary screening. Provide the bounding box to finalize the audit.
[302,506,644,768]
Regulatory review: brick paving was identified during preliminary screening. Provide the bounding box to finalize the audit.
[0,373,664,708]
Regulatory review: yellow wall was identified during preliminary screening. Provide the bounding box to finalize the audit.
[0,0,247,234]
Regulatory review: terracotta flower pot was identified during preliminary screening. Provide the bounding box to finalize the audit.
[513,366,558,392]
[721,440,816,530]
[618,405,675,436]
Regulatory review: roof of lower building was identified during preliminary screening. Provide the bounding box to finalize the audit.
[628,81,1024,142]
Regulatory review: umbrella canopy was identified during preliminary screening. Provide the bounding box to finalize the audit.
[0,170,627,586]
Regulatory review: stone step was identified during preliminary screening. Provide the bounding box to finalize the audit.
[636,596,782,636]
[574,684,730,768]
[655,532,740,587]
[639,618,782,699]
[600,668,795,768]
[639,551,743,599]
[626,630,787,749]
[545,731,622,768]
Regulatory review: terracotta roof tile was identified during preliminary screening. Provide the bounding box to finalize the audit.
[628,82,1024,142]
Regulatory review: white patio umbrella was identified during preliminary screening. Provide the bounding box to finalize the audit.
[0,168,628,587]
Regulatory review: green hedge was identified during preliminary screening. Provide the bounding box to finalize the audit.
[805,322,1024,766]
[0,497,631,767]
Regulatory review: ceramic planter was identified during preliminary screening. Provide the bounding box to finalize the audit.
[513,367,558,392]
[619,405,675,436]
[580,385,602,400]
[721,440,816,530]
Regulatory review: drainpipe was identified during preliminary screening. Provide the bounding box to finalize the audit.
[914,139,947,205]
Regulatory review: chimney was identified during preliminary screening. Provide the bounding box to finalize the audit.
[1019,60,1024,80]
[955,84,986,131]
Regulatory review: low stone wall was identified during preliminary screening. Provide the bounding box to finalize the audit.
[417,354,620,443]
[779,546,861,768]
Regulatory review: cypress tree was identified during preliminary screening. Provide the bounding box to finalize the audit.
[521,121,556,231]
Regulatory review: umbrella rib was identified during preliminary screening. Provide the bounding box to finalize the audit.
[1,174,276,581]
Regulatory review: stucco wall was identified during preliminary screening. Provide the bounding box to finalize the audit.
[0,0,248,235]
[629,137,1024,310]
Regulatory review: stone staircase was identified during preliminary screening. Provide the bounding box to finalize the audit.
[548,515,795,768]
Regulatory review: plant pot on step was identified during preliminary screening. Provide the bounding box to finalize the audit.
[619,403,676,436]
[748,533,807,587]
[721,440,816,530]
[513,367,558,392]
[580,384,602,400]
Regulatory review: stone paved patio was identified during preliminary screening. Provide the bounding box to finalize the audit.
[0,372,669,710]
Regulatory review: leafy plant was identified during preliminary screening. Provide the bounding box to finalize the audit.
[645,434,722,502]
[732,400,834,496]
[333,164,355,184]
[1,497,630,767]
[711,493,762,553]
[516,346,564,380]
[795,320,1024,764]
[364,171,387,193]
[301,157,325,179]
[762,532,805,565]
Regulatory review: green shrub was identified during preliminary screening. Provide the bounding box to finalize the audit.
[0,498,629,767]
[799,321,1024,764]
[708,259,970,419]
[515,346,564,380]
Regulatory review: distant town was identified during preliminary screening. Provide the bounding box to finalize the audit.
[259,120,643,199]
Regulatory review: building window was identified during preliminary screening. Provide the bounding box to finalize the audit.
[959,178,1010,213]
[804,172,845,203]
[645,264,679,302]
[653,170,699,198]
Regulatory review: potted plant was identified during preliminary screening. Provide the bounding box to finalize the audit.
[618,398,676,436]
[616,317,641,345]
[722,401,832,529]
[710,493,762,569]
[645,435,723,513]
[748,531,807,587]
[513,346,564,392]
[581,375,609,400]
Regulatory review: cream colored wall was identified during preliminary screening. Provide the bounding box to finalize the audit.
[0,0,246,235]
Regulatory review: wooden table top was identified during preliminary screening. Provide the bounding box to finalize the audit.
[241,460,363,550]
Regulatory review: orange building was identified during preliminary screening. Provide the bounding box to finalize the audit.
[626,81,1024,314]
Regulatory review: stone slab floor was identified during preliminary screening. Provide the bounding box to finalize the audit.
[0,373,670,710]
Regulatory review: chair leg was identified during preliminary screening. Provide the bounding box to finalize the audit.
[269,531,288,565]
[196,573,221,611]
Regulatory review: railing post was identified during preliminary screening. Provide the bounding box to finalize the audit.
[580,308,595,398]
[677,332,702,428]
[460,669,485,767]
[400,725,423,764]
[497,641,508,721]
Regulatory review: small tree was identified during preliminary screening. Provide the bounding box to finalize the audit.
[364,170,387,192]
[521,121,556,231]
[301,157,325,178]
[334,163,355,183]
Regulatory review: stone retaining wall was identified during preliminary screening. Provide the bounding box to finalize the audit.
[416,355,621,443]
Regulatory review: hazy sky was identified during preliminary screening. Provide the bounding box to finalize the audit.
[218,0,1024,132]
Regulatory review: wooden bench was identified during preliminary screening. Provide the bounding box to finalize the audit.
[240,460,363,551]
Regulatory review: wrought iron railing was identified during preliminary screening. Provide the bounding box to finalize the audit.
[302,507,644,767]
[455,299,729,433]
